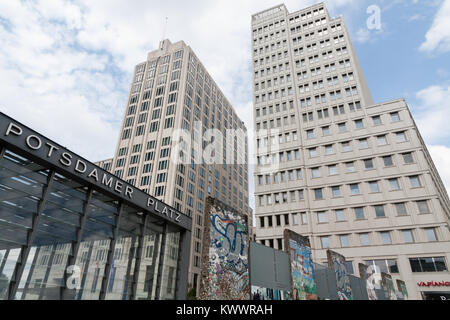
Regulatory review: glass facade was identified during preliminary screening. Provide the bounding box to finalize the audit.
[0,146,190,300]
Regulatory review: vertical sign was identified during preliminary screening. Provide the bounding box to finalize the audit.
[327,250,353,300]
[199,197,250,300]
[283,229,317,300]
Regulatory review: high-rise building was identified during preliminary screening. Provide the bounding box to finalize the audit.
[96,39,250,294]
[251,3,450,300]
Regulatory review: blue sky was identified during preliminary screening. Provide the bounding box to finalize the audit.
[0,0,449,210]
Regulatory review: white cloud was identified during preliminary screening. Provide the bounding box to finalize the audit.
[428,145,450,197]
[413,85,450,145]
[0,0,359,211]
[412,85,450,197]
[419,0,450,52]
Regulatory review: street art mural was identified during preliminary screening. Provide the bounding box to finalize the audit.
[284,230,317,300]
[396,279,409,300]
[381,273,397,300]
[198,197,250,300]
[251,285,290,300]
[358,263,378,300]
[327,250,353,300]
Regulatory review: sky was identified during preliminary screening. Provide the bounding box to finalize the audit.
[0,0,449,212]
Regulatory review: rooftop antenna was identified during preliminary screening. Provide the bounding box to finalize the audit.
[162,16,168,40]
[160,16,168,51]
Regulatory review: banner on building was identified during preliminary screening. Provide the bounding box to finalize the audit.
[381,272,397,300]
[396,279,408,300]
[283,229,317,300]
[198,197,250,300]
[327,250,353,300]
[358,263,377,300]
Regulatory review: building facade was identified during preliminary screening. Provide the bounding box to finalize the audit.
[0,112,192,300]
[252,3,450,300]
[96,39,250,293]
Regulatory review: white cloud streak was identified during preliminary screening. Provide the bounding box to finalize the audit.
[419,0,450,53]
[0,0,359,213]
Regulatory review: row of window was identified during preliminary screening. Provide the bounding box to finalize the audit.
[260,225,441,249]
[255,113,297,131]
[257,150,415,184]
[259,200,433,229]
[258,176,426,205]
[305,131,408,160]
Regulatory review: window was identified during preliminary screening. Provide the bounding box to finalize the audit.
[375,205,385,217]
[350,183,360,195]
[355,119,364,129]
[325,144,334,155]
[359,233,370,246]
[417,200,430,214]
[335,209,345,221]
[309,148,318,158]
[380,231,392,244]
[338,122,347,133]
[396,131,407,143]
[312,167,321,178]
[391,112,400,122]
[340,235,350,247]
[307,129,315,139]
[377,135,387,146]
[394,203,407,216]
[424,228,438,242]
[365,259,399,274]
[329,185,341,197]
[301,212,307,225]
[364,159,374,170]
[372,115,382,126]
[402,152,414,164]
[346,162,355,173]
[292,213,299,225]
[320,236,330,249]
[359,138,369,149]
[383,155,394,167]
[354,207,365,219]
[314,188,323,200]
[342,141,351,152]
[322,126,330,136]
[369,181,380,193]
[409,175,421,188]
[389,178,400,191]
[409,257,447,273]
[317,211,327,223]
[328,165,338,175]
[402,230,414,243]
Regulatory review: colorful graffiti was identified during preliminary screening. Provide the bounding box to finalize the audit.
[284,230,317,300]
[396,280,408,300]
[327,250,353,300]
[381,273,397,300]
[358,263,377,300]
[199,197,250,300]
[251,285,290,300]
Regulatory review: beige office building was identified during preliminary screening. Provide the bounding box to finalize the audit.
[96,39,250,294]
[252,3,450,300]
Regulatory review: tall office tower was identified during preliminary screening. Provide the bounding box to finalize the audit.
[96,39,250,294]
[251,3,450,299]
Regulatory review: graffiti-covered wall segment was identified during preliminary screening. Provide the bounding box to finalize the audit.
[284,229,317,300]
[199,197,250,300]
